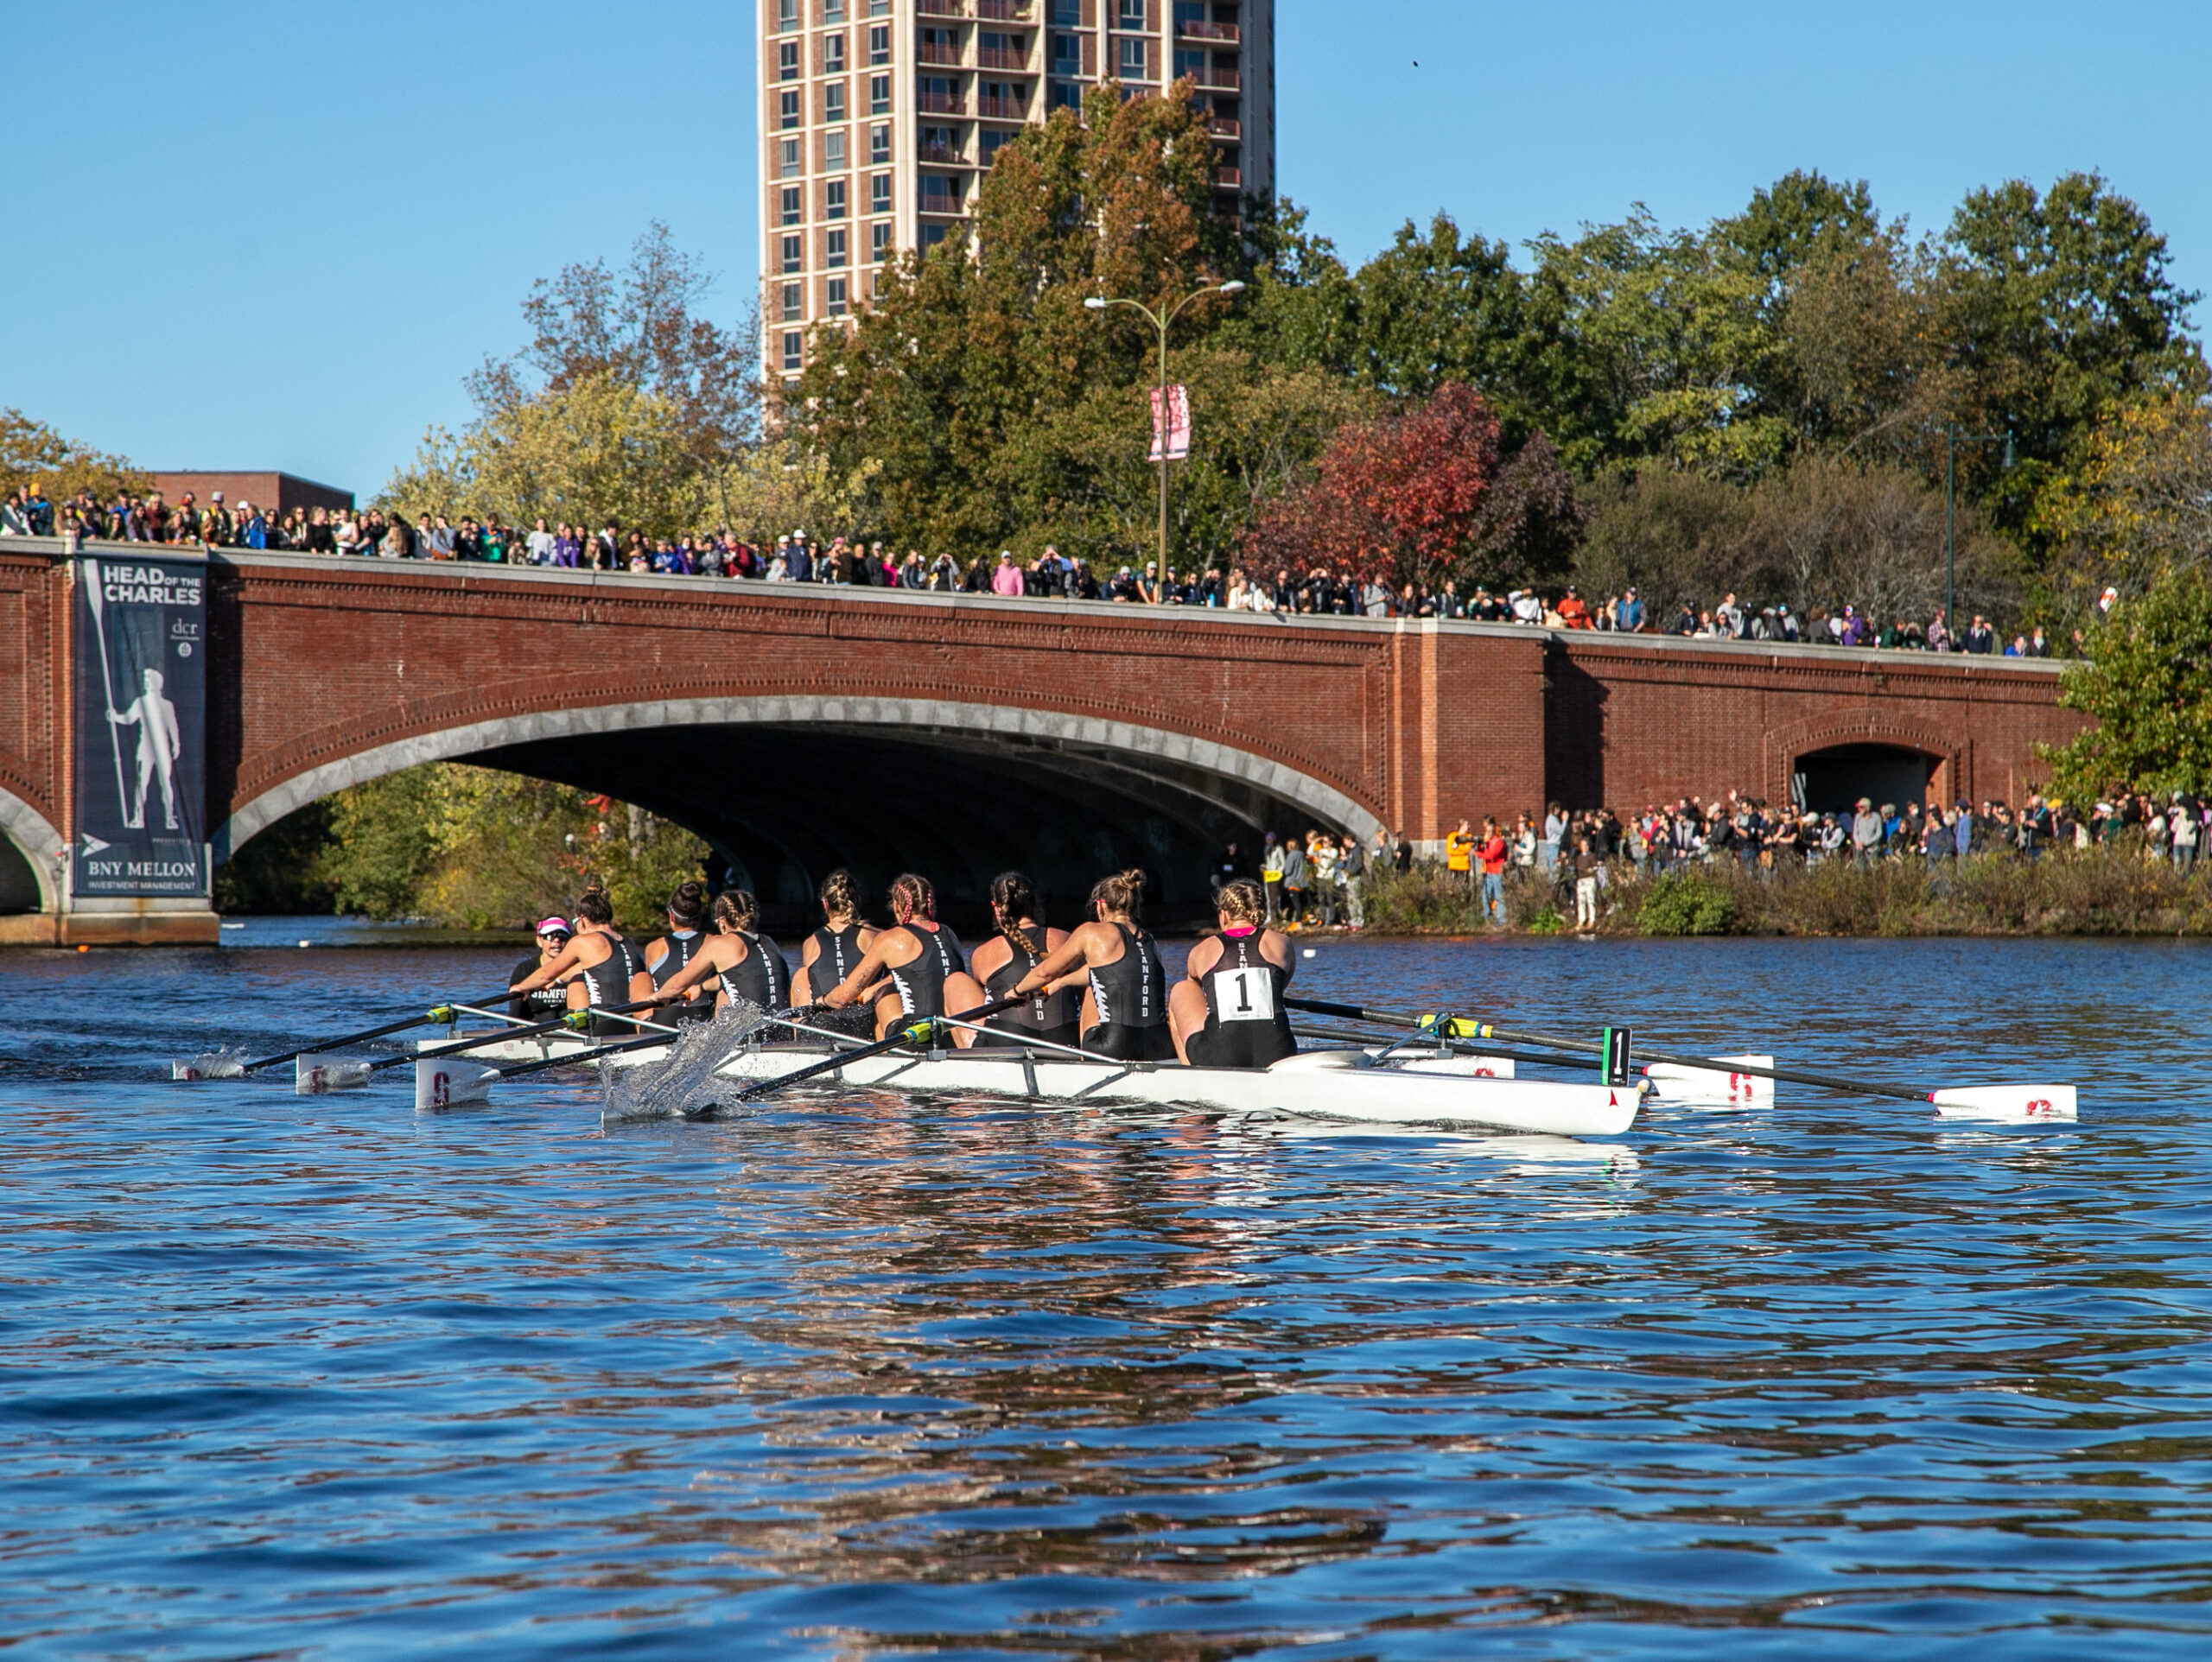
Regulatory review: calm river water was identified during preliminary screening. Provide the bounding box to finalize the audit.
[3,924,2210,1659]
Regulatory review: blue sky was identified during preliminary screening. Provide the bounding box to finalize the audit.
[7,1,2205,497]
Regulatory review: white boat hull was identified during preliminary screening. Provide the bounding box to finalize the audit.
[591,1044,1643,1139]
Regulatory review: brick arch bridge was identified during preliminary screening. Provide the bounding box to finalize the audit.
[0,542,2085,942]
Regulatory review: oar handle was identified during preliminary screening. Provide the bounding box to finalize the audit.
[240,988,524,1073]
[1286,996,1938,1105]
[386,995,674,1072]
[493,1034,670,1082]
[735,996,1023,1101]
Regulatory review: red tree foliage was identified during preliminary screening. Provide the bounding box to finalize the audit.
[1247,383,1580,590]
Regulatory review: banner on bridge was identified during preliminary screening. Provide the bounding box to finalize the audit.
[70,553,209,899]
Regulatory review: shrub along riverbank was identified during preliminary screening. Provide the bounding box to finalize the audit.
[1356,849,2212,938]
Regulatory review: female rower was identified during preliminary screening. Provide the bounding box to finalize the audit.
[820,873,988,1041]
[968,871,1077,1050]
[507,916,574,1021]
[1168,877,1296,1069]
[1010,868,1173,1062]
[649,890,793,1017]
[509,881,650,1035]
[791,868,879,1005]
[642,879,714,1021]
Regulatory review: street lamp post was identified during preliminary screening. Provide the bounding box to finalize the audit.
[1942,422,2015,637]
[1085,281,1245,582]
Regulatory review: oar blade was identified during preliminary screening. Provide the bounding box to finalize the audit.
[1644,1055,1777,1107]
[416,1058,498,1113]
[173,1052,247,1082]
[1930,1084,2078,1124]
[295,1055,372,1094]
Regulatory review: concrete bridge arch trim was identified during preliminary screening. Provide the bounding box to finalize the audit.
[217,695,1389,860]
[0,786,67,911]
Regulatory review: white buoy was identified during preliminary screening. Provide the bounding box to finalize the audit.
[298,939,311,948]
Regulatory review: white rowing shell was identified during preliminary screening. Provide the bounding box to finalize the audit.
[602,1045,1646,1139]
[1398,1055,1516,1079]
[1643,1055,1776,1107]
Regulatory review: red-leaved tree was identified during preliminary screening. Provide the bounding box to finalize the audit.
[1247,383,1581,591]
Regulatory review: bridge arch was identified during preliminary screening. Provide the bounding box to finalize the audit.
[219,695,1384,925]
[0,787,66,914]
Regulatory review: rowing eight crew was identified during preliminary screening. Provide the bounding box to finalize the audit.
[508,868,1300,1069]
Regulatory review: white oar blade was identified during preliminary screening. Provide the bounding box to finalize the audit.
[416,1058,498,1113]
[296,1055,372,1094]
[1644,1055,1776,1107]
[1931,1084,2078,1124]
[173,1054,247,1082]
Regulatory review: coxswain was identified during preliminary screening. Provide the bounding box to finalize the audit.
[820,873,988,1041]
[1167,878,1296,1068]
[649,890,792,1017]
[507,917,574,1021]
[791,868,879,1005]
[509,880,651,1035]
[967,871,1078,1050]
[641,879,715,1022]
[1009,868,1174,1062]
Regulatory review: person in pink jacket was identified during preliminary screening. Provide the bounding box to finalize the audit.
[989,551,1026,597]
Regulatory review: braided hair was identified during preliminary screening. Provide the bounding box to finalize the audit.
[887,872,935,923]
[712,890,760,932]
[989,871,1043,956]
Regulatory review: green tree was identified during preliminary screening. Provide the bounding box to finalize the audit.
[0,408,151,505]
[379,225,760,536]
[793,80,1269,565]
[2044,565,2212,801]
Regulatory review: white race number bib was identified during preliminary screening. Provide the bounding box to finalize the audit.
[1211,966,1276,1022]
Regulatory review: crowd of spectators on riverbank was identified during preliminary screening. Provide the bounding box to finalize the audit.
[14,485,2069,656]
[1232,790,2205,934]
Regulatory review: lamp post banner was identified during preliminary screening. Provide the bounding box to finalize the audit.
[1148,384,1192,461]
[70,552,209,898]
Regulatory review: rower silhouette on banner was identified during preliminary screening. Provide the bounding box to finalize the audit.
[71,554,209,899]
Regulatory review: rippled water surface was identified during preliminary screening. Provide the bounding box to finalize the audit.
[4,924,2211,1659]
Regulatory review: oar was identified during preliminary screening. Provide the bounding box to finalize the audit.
[295,997,671,1094]
[1283,996,2077,1122]
[171,990,519,1081]
[732,996,1024,1103]
[429,997,1023,1115]
[416,1034,672,1111]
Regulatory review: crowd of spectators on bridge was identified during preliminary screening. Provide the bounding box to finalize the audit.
[16,483,2075,657]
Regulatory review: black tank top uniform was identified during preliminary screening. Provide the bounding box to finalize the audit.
[807,923,865,992]
[1185,928,1296,1069]
[804,922,880,1036]
[578,931,645,1036]
[510,955,568,1022]
[650,930,714,1021]
[885,922,965,1018]
[976,929,1080,1050]
[1082,923,1175,1063]
[716,930,792,1012]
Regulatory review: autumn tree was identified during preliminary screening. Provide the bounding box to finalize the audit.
[1246,383,1580,590]
[0,408,151,504]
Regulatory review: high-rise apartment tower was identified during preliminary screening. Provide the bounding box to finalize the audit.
[758,0,1274,381]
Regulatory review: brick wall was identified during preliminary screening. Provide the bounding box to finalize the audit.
[0,544,2091,894]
